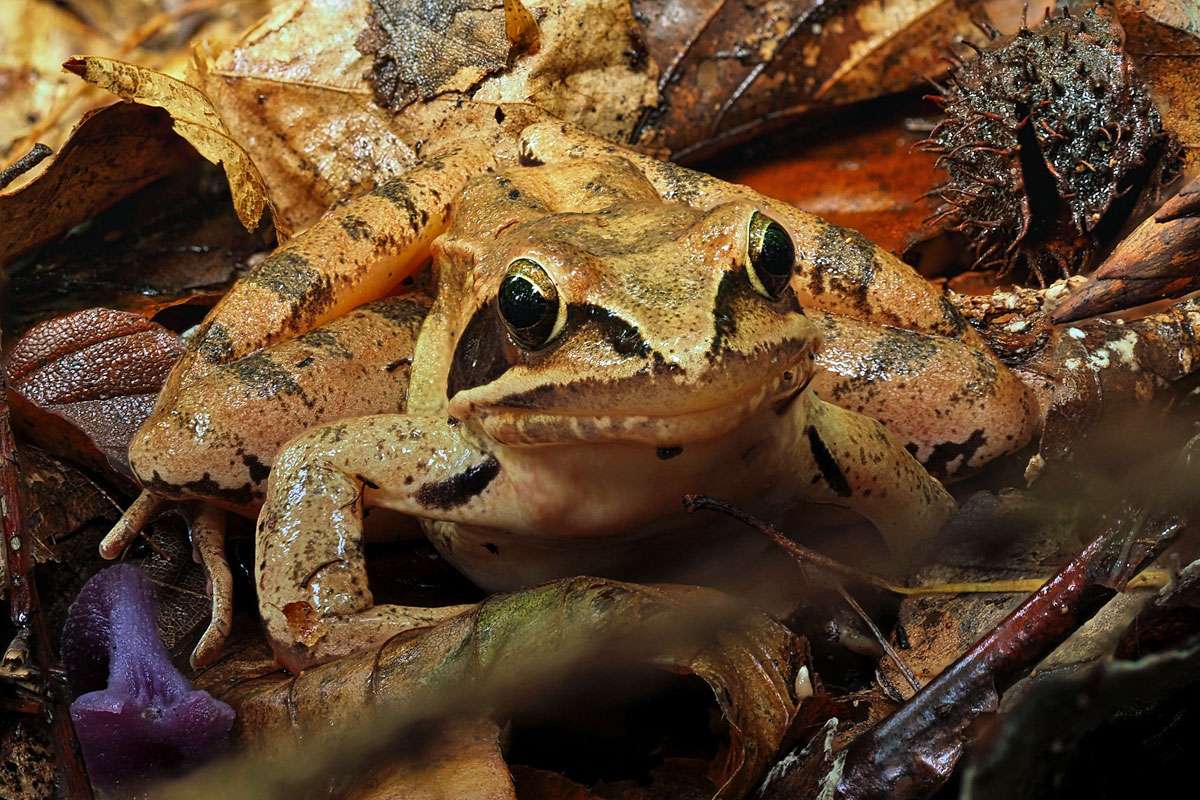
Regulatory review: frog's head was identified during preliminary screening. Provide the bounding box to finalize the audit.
[436,157,818,447]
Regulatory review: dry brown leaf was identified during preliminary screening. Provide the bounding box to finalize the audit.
[629,0,1000,160]
[4,308,184,479]
[0,102,193,266]
[1119,0,1200,176]
[188,0,655,231]
[185,579,805,800]
[5,161,273,335]
[65,55,275,232]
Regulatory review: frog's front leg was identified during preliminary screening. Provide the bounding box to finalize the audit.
[258,415,506,671]
[791,394,956,556]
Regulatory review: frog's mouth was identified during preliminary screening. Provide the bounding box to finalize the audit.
[450,348,814,447]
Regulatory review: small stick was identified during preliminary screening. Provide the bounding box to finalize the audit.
[684,495,922,690]
[681,495,1172,598]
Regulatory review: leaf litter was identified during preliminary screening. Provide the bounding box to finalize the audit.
[6,1,1200,798]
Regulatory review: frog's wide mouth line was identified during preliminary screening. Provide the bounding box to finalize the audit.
[460,360,811,447]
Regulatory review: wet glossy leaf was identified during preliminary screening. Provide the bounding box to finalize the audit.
[630,0,1001,160]
[4,308,184,479]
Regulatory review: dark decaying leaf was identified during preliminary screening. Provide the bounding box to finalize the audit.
[0,719,55,800]
[5,160,273,336]
[4,308,184,480]
[358,0,534,111]
[0,446,118,593]
[921,3,1172,281]
[178,579,805,800]
[630,0,1000,160]
[962,637,1200,799]
[0,103,193,267]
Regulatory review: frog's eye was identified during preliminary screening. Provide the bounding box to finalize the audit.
[498,258,566,350]
[746,212,795,299]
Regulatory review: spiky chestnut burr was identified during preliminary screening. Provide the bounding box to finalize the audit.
[919,3,1174,284]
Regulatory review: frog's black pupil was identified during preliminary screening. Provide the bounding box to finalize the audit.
[499,275,550,330]
[758,222,794,276]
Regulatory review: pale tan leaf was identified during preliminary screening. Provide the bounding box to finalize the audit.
[65,55,275,232]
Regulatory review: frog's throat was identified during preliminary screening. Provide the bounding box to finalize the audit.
[457,358,812,447]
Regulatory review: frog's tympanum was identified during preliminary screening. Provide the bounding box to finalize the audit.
[107,118,1037,671]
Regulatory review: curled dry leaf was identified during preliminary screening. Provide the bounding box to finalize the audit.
[0,102,193,266]
[65,56,275,233]
[183,579,806,800]
[4,308,184,480]
[5,161,274,336]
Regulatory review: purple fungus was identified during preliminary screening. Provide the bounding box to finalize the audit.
[62,564,235,792]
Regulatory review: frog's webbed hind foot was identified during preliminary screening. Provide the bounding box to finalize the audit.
[188,503,233,669]
[101,493,236,668]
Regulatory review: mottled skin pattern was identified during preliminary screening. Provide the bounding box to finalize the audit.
[110,113,1037,671]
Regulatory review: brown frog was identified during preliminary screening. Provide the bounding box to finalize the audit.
[104,118,1037,671]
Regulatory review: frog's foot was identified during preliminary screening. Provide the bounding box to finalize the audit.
[189,504,233,669]
[257,415,496,672]
[99,490,165,559]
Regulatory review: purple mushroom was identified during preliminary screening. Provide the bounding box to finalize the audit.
[62,564,235,792]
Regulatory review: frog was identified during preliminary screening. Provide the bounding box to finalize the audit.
[103,116,1038,671]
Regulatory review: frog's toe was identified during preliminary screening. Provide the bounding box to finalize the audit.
[99,491,165,559]
[189,504,233,669]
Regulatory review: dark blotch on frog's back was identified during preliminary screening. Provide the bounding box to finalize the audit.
[417,456,501,509]
[244,252,334,314]
[223,352,308,402]
[918,429,988,480]
[806,223,878,313]
[372,178,428,230]
[363,294,432,330]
